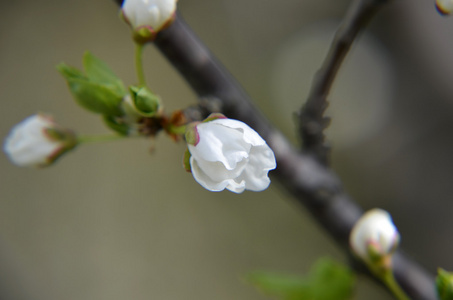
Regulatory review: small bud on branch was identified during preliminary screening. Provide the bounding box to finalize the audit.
[436,0,453,15]
[121,0,177,43]
[4,114,77,167]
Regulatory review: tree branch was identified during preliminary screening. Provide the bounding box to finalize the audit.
[298,0,391,165]
[114,0,436,298]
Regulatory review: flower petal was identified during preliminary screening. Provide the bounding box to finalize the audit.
[194,156,247,183]
[240,145,276,191]
[122,0,177,30]
[190,157,231,192]
[210,118,266,146]
[189,122,249,170]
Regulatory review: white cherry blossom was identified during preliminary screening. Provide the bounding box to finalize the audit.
[436,0,453,15]
[3,114,76,167]
[121,0,177,32]
[350,208,400,261]
[186,116,276,193]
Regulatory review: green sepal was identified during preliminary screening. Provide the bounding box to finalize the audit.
[367,241,384,264]
[183,148,192,172]
[246,258,355,300]
[57,52,126,116]
[133,26,157,45]
[44,128,78,148]
[42,127,78,167]
[184,122,200,146]
[202,113,227,123]
[44,127,68,141]
[129,86,161,117]
[103,115,129,136]
[437,268,453,300]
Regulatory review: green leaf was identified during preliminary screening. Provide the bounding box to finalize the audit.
[129,85,160,117]
[103,115,129,136]
[437,268,453,300]
[247,272,311,299]
[56,63,86,80]
[246,258,355,300]
[83,52,126,96]
[63,77,124,116]
[57,53,127,116]
[309,259,355,300]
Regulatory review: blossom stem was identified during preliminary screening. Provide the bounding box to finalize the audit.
[77,134,128,145]
[382,269,410,300]
[367,260,410,300]
[166,124,186,136]
[135,43,146,87]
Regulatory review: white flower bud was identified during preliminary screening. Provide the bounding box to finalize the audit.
[185,115,276,193]
[121,0,177,42]
[350,208,400,262]
[436,0,453,15]
[3,114,77,167]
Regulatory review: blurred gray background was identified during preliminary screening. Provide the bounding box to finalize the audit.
[1,0,452,299]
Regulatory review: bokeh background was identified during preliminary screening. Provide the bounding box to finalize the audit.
[1,0,452,299]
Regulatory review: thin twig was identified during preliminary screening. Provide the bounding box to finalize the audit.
[113,1,436,299]
[298,0,390,165]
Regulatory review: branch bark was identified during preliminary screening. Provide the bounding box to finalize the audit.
[298,0,391,165]
[115,0,437,298]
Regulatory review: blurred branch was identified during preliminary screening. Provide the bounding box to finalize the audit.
[114,0,436,299]
[298,0,391,165]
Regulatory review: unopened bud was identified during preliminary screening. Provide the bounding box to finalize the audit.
[121,0,177,43]
[128,86,161,117]
[436,0,453,15]
[350,209,400,265]
[3,114,77,167]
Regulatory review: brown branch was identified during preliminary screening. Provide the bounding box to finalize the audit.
[154,17,436,299]
[114,0,436,299]
[298,0,391,165]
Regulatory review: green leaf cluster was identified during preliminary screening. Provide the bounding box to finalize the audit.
[246,258,355,300]
[57,52,127,117]
[437,268,453,300]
